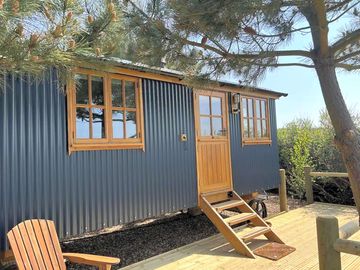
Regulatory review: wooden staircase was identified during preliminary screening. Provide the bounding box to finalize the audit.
[199,189,284,258]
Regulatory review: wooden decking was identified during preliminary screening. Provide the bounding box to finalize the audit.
[122,203,360,270]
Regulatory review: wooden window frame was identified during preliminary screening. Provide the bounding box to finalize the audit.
[67,68,144,153]
[240,95,272,146]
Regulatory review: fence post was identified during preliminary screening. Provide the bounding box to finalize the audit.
[279,169,288,212]
[304,166,314,204]
[316,216,341,270]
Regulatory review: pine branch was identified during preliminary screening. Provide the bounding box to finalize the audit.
[335,63,360,70]
[331,28,360,53]
[328,1,360,23]
[327,0,355,11]
[336,50,360,62]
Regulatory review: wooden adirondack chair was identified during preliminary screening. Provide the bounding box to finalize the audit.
[7,219,120,270]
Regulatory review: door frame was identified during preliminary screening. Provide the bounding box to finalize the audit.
[193,89,234,200]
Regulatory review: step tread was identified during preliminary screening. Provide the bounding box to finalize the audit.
[212,199,245,212]
[241,226,271,242]
[224,213,257,226]
[201,188,232,197]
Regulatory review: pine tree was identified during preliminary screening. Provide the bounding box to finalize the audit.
[0,0,124,83]
[122,0,360,218]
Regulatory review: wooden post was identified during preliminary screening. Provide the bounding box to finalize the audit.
[304,166,314,204]
[316,216,341,270]
[279,169,288,212]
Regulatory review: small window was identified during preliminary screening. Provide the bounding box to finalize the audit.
[67,69,144,152]
[241,96,271,145]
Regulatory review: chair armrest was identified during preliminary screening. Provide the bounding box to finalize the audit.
[63,252,120,267]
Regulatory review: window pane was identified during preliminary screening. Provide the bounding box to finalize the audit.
[212,97,222,116]
[199,95,210,115]
[249,120,254,138]
[212,118,223,136]
[261,100,266,118]
[243,120,249,138]
[112,110,124,139]
[262,119,268,137]
[91,76,104,105]
[200,116,211,136]
[126,112,137,138]
[75,74,89,104]
[111,79,123,107]
[125,81,136,108]
[76,108,90,139]
[242,98,248,117]
[256,99,261,118]
[92,108,105,139]
[248,99,253,117]
[257,119,262,138]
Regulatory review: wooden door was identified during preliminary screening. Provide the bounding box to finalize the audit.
[194,90,233,195]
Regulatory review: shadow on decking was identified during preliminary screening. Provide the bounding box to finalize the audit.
[122,203,360,270]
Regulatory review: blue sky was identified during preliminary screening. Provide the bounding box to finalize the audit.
[259,64,359,128]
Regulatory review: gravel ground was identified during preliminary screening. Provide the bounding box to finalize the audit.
[1,195,305,270]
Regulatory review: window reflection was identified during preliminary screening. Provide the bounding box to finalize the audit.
[91,76,104,105]
[212,118,223,136]
[75,74,89,104]
[126,112,137,138]
[199,95,210,115]
[92,108,105,139]
[211,97,222,116]
[112,79,123,108]
[112,110,124,139]
[76,108,90,139]
[125,81,136,108]
[200,117,211,136]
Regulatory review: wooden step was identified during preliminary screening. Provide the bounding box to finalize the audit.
[224,213,257,226]
[241,226,271,242]
[201,188,232,197]
[212,200,245,212]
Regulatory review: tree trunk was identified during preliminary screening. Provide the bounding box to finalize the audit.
[314,58,360,217]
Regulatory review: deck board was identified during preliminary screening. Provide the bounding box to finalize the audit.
[122,203,360,270]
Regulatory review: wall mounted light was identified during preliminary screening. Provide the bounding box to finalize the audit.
[231,93,241,114]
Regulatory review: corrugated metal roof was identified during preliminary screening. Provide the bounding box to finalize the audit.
[91,57,288,98]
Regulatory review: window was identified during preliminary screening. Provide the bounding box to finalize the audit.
[241,96,271,145]
[67,69,144,152]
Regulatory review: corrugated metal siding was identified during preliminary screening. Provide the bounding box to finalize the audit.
[229,97,280,195]
[0,70,198,250]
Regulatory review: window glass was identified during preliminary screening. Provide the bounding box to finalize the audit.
[111,79,122,108]
[248,99,253,117]
[199,95,210,115]
[242,98,248,117]
[262,119,267,137]
[112,110,124,139]
[261,100,266,118]
[76,108,90,139]
[257,119,262,138]
[211,97,222,116]
[91,76,104,105]
[200,116,211,136]
[126,112,137,138]
[75,74,89,104]
[249,120,254,138]
[212,118,223,136]
[256,99,261,118]
[243,120,249,138]
[125,81,136,108]
[92,108,105,139]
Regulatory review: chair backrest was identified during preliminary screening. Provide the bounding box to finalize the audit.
[7,219,66,270]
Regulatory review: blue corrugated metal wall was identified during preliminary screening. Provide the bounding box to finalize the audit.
[0,70,198,250]
[0,70,281,251]
[229,96,280,195]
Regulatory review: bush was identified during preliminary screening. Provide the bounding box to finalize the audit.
[278,109,359,204]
